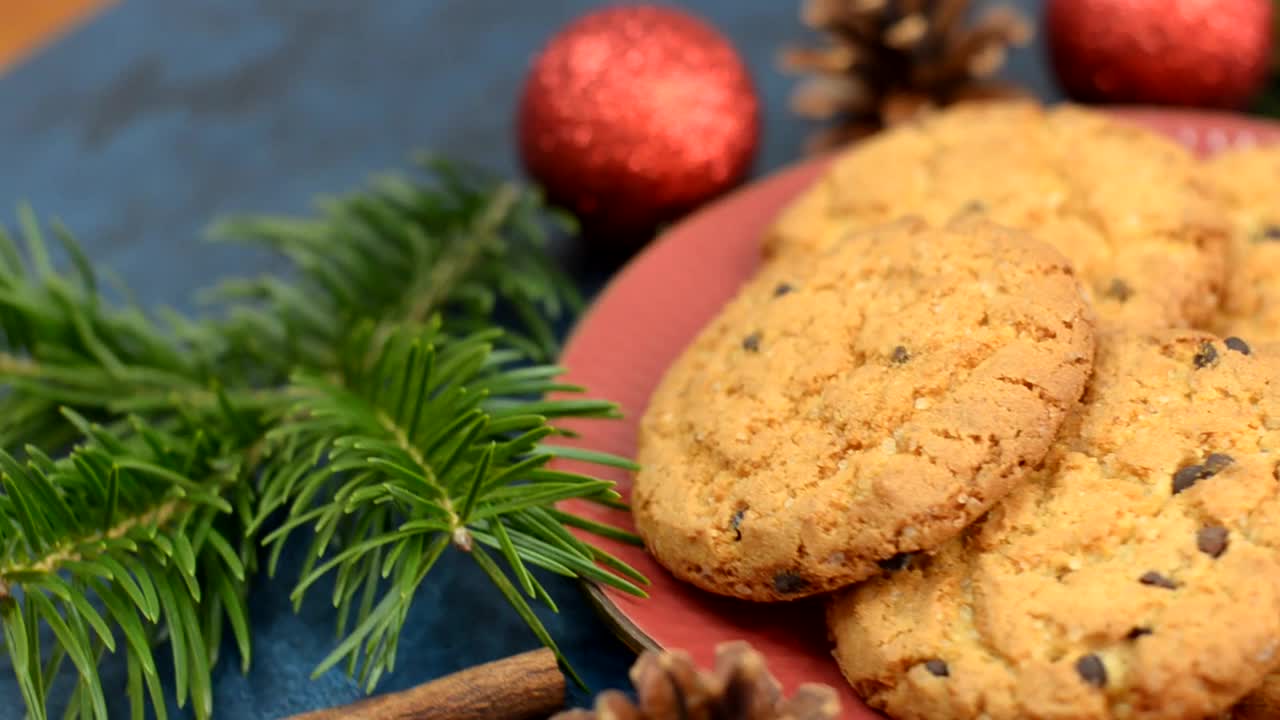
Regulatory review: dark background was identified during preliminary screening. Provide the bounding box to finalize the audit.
[0,1,1051,716]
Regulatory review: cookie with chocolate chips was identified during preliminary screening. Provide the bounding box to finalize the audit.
[632,216,1095,602]
[829,330,1280,720]
[766,101,1229,331]
[1205,144,1280,343]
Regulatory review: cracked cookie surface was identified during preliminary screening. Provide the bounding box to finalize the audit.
[766,101,1229,331]
[829,330,1280,720]
[1204,144,1280,343]
[632,217,1095,602]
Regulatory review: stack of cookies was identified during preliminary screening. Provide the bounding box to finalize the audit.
[631,101,1280,720]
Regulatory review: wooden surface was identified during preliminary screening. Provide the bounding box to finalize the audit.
[0,0,110,70]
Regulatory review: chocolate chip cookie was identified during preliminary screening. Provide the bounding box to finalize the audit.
[1205,144,1280,343]
[767,101,1229,331]
[632,216,1095,602]
[829,330,1280,720]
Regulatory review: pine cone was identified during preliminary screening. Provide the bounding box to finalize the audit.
[551,641,840,720]
[782,0,1034,151]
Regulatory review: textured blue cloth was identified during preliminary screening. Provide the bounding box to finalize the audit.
[0,1,1052,717]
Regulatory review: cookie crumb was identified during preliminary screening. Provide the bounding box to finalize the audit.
[742,333,762,352]
[1075,654,1107,687]
[1193,341,1218,369]
[1198,526,1229,558]
[924,659,949,677]
[1225,336,1252,355]
[1138,571,1178,589]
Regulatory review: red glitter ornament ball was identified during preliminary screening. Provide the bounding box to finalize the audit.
[517,4,760,241]
[1047,0,1273,109]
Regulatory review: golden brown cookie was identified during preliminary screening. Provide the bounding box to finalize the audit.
[1204,144,1280,343]
[767,101,1229,331]
[632,216,1095,602]
[829,330,1280,720]
[1206,130,1280,704]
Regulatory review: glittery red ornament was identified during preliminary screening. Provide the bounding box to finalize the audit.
[517,4,760,242]
[1047,0,1273,109]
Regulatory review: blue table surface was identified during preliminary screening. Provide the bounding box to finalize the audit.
[0,1,1054,717]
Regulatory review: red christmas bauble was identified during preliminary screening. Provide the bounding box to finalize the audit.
[1047,0,1273,109]
[517,4,760,242]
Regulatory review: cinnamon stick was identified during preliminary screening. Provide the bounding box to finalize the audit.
[285,647,565,720]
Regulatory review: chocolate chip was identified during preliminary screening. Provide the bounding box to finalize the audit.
[963,200,986,213]
[1139,571,1178,589]
[730,509,745,541]
[742,332,761,352]
[890,346,911,364]
[773,282,795,297]
[1255,225,1280,242]
[924,659,949,677]
[1126,626,1153,640]
[772,572,809,594]
[1198,526,1229,558]
[1172,464,1207,494]
[1175,454,1234,495]
[877,552,915,571]
[1204,453,1234,475]
[1225,336,1252,355]
[1075,654,1107,687]
[1193,341,1218,369]
[1187,338,1218,366]
[1105,278,1133,302]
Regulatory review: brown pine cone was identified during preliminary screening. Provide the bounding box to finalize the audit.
[551,642,840,720]
[782,0,1034,152]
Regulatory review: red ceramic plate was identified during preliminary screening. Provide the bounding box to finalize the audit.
[555,108,1280,718]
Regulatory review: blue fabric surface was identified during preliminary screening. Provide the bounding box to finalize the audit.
[0,1,1053,717]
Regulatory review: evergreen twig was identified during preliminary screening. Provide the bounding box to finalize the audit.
[0,158,639,719]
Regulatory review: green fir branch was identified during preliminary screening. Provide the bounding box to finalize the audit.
[0,157,642,719]
[206,156,582,377]
[0,410,255,720]
[259,319,644,690]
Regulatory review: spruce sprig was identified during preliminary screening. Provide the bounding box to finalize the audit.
[0,409,255,720]
[0,206,232,451]
[205,154,583,377]
[258,319,643,689]
[0,158,642,719]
